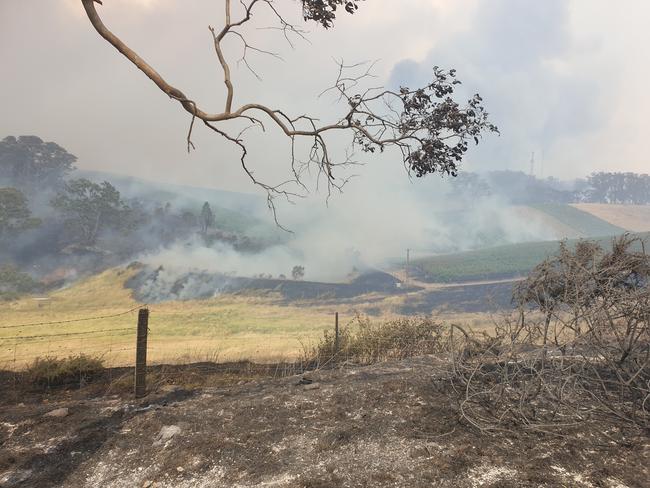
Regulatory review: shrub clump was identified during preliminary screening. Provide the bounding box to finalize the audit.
[308,316,447,366]
[24,354,105,388]
[0,265,42,300]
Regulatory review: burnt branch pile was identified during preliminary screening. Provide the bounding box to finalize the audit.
[448,235,650,432]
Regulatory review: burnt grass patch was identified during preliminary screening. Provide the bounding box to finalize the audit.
[127,266,414,303]
[128,264,519,314]
[398,282,515,314]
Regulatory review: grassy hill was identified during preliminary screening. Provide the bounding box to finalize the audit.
[75,169,285,242]
[413,232,650,283]
[0,268,338,368]
[530,203,626,237]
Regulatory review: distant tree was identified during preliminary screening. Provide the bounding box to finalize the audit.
[584,172,650,204]
[51,178,131,246]
[291,265,305,281]
[200,202,215,234]
[450,172,492,204]
[278,274,286,280]
[0,136,76,190]
[484,170,573,205]
[181,210,197,228]
[0,187,41,239]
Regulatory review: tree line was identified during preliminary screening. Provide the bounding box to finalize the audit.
[579,172,650,204]
[450,169,650,205]
[0,135,251,260]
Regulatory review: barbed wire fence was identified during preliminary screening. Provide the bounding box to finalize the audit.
[0,304,354,401]
[1,303,455,405]
[0,306,145,401]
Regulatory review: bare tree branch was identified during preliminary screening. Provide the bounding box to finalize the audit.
[80,0,498,226]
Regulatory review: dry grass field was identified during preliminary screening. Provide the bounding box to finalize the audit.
[572,203,650,232]
[0,267,498,370]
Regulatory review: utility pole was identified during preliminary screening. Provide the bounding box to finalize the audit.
[405,248,410,288]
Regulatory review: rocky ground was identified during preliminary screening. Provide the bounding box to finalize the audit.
[1,357,648,488]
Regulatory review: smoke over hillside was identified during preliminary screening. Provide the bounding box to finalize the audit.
[133,170,559,283]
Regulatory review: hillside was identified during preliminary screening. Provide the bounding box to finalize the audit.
[75,169,283,239]
[511,205,582,239]
[0,268,341,368]
[75,170,264,214]
[529,203,626,236]
[412,232,650,283]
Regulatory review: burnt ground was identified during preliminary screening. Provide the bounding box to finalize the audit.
[1,357,648,488]
[127,268,411,303]
[127,265,517,314]
[398,282,514,314]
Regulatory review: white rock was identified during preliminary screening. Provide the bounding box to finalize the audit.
[44,408,69,418]
[153,425,181,447]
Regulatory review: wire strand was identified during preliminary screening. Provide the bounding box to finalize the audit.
[0,305,146,330]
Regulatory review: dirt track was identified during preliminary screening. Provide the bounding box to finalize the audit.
[1,357,648,487]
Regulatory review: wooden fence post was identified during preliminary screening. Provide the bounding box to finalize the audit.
[334,312,339,354]
[134,308,149,398]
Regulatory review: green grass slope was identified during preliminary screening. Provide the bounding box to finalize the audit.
[413,232,650,283]
[531,204,626,237]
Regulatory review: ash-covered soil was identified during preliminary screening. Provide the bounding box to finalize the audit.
[1,357,648,488]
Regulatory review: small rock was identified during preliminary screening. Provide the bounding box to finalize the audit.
[153,425,181,446]
[1,469,32,485]
[409,446,431,459]
[100,406,120,415]
[44,408,69,418]
[142,481,153,488]
[237,380,246,385]
[303,383,320,391]
[176,466,184,473]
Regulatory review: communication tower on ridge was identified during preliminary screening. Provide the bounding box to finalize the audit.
[529,152,535,177]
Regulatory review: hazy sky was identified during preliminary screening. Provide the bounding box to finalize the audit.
[2,0,649,195]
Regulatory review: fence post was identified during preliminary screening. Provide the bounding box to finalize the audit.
[134,308,149,399]
[334,312,339,354]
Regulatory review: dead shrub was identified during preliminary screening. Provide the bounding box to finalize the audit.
[449,235,650,431]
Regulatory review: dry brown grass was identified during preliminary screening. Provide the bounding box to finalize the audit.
[572,203,650,232]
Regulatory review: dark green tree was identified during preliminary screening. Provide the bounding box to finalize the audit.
[200,202,215,235]
[585,172,650,204]
[51,178,131,246]
[449,172,492,205]
[291,265,305,281]
[0,136,76,189]
[0,187,41,239]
